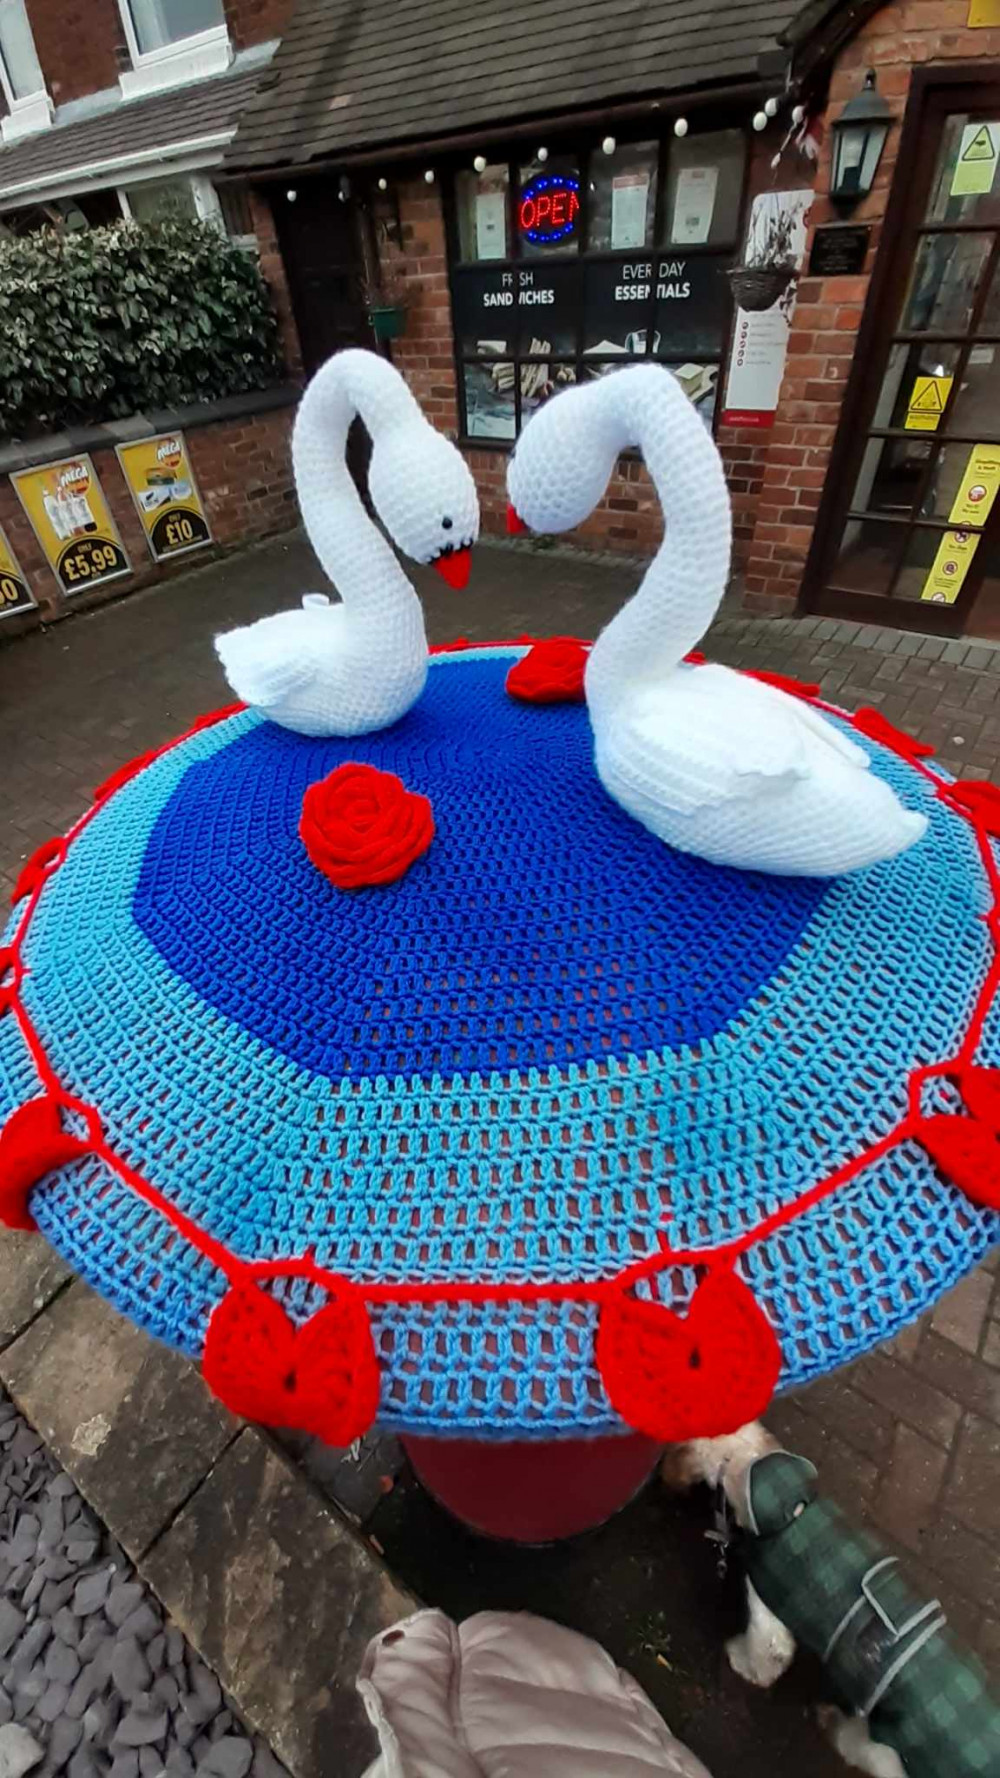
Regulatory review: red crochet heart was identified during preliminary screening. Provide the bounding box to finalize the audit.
[12,837,63,905]
[748,670,821,700]
[300,762,435,890]
[852,708,934,761]
[0,1097,91,1231]
[958,1067,1000,1132]
[0,948,16,1016]
[506,638,589,704]
[202,1280,381,1444]
[595,1270,782,1443]
[918,1113,1000,1210]
[945,780,1000,837]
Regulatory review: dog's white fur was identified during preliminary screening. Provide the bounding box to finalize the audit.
[663,1422,907,1778]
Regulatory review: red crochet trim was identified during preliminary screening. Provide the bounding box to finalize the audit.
[300,762,435,889]
[2,670,998,1445]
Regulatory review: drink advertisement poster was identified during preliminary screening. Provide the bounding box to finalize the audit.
[12,457,130,595]
[0,524,34,619]
[117,432,212,562]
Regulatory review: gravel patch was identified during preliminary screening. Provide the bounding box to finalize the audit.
[0,1393,286,1778]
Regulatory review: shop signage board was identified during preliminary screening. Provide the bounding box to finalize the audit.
[904,374,953,431]
[0,523,34,619]
[453,257,729,361]
[808,224,871,277]
[949,443,1000,528]
[116,432,212,562]
[12,457,130,595]
[721,189,814,429]
[920,529,980,604]
[951,122,1000,197]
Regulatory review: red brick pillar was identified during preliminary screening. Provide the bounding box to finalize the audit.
[248,187,304,379]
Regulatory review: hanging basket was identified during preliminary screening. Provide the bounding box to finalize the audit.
[726,263,796,313]
[370,305,407,342]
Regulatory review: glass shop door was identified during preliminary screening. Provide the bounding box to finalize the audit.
[805,75,1000,637]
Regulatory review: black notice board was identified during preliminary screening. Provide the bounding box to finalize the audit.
[808,224,871,277]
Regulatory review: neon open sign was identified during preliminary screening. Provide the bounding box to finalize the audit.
[519,174,580,243]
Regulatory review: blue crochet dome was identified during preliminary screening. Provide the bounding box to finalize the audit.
[0,645,997,1440]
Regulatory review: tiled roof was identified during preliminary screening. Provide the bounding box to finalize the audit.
[227,0,805,172]
[0,67,262,203]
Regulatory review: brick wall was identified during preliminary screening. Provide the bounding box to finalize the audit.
[248,188,304,376]
[386,141,786,567]
[226,0,296,51]
[742,0,1000,613]
[0,399,297,634]
[27,0,126,104]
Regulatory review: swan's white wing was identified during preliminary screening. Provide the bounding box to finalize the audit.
[215,606,341,709]
[619,666,811,815]
[747,676,870,768]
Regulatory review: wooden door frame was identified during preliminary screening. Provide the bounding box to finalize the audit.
[801,63,1000,633]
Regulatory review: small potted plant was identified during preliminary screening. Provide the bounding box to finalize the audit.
[727,203,798,313]
[365,259,410,343]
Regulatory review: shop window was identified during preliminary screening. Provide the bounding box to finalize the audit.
[448,128,744,442]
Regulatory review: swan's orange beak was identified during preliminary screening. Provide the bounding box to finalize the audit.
[506,502,528,535]
[433,547,472,590]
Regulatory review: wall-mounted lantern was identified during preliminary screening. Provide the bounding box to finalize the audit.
[830,69,891,208]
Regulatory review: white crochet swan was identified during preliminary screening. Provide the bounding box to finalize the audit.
[215,349,479,737]
[507,365,927,877]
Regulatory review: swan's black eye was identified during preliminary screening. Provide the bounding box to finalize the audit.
[441,516,453,530]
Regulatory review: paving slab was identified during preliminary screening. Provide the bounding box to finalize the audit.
[141,1431,416,1778]
[0,1283,236,1559]
[0,1230,71,1351]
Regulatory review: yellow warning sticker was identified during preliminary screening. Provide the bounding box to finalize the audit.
[949,444,1000,528]
[904,374,953,431]
[969,0,1000,23]
[951,122,1000,197]
[920,529,980,605]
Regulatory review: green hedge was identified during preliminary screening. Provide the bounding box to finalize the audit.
[0,219,282,442]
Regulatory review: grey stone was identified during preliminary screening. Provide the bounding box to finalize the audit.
[67,1753,99,1778]
[0,1699,10,1730]
[65,1541,99,1568]
[0,1725,44,1778]
[0,1286,235,1559]
[145,1637,165,1675]
[206,1720,231,1746]
[172,1727,195,1754]
[11,1622,50,1675]
[9,1517,39,1564]
[72,1571,112,1616]
[44,1641,80,1686]
[164,1632,184,1671]
[37,1681,71,1723]
[114,1708,168,1751]
[38,1579,76,1617]
[149,1680,178,1713]
[197,1741,252,1778]
[164,1755,193,1778]
[64,1641,114,1719]
[81,1701,114,1745]
[51,1610,80,1649]
[137,1753,162,1778]
[109,1758,140,1778]
[119,1608,160,1646]
[45,1719,83,1774]
[104,1586,144,1632]
[40,1498,65,1550]
[20,1569,46,1610]
[188,1673,220,1721]
[111,1641,152,1702]
[76,1627,108,1663]
[0,1602,25,1658]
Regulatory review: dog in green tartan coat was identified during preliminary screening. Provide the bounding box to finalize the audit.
[665,1422,1000,1777]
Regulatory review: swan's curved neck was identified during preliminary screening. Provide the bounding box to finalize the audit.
[584,369,731,710]
[292,351,422,630]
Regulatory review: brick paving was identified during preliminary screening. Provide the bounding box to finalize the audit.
[2,532,1000,1678]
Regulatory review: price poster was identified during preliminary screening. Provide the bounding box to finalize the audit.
[12,457,130,595]
[0,523,34,619]
[117,432,212,562]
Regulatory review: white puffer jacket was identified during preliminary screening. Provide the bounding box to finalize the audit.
[358,1609,713,1777]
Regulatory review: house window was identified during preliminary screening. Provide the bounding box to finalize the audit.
[118,0,230,97]
[119,174,224,227]
[0,0,43,100]
[448,128,745,443]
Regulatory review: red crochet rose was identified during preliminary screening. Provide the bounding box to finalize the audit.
[852,708,934,761]
[506,638,589,704]
[300,762,434,889]
[595,1269,782,1442]
[202,1280,380,1445]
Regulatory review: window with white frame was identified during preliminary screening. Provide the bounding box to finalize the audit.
[123,0,225,56]
[0,0,51,141]
[0,0,42,98]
